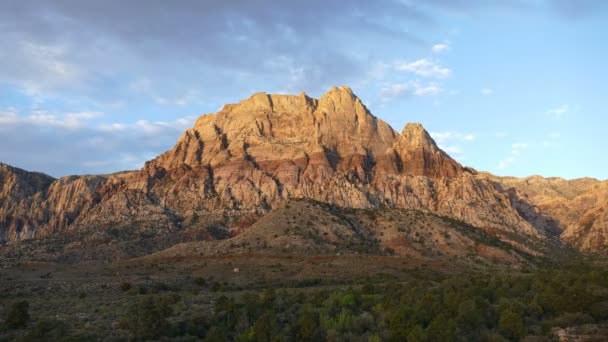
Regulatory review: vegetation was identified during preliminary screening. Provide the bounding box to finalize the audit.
[3,263,608,341]
[3,301,29,330]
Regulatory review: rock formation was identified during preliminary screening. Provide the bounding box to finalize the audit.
[481,174,608,251]
[3,86,599,255]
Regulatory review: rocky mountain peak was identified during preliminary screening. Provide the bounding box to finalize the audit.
[0,86,552,250]
[400,123,439,151]
[393,123,463,178]
[316,85,368,118]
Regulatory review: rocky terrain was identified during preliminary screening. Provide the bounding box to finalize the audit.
[481,173,608,252]
[0,86,605,261]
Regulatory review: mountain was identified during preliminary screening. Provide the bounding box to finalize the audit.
[481,174,608,251]
[1,86,603,261]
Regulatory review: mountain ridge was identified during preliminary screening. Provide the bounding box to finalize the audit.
[0,86,604,259]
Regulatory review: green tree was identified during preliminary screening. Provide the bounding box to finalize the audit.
[254,312,276,342]
[121,296,172,339]
[5,301,30,329]
[427,314,456,341]
[498,309,525,340]
[204,326,227,342]
[297,309,322,341]
[457,299,483,330]
[19,319,71,342]
[406,324,426,342]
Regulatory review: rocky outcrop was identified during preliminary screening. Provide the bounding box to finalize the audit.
[481,174,608,251]
[0,87,551,250]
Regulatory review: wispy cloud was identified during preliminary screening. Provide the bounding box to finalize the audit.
[430,131,476,144]
[395,59,451,78]
[0,109,196,176]
[511,143,528,149]
[440,145,463,155]
[0,110,103,129]
[430,131,475,157]
[431,42,449,53]
[542,132,561,147]
[380,81,442,100]
[546,104,569,119]
[498,142,529,169]
[498,157,516,169]
[480,88,493,95]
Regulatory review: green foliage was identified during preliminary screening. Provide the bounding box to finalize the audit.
[194,277,208,286]
[498,309,525,340]
[4,301,30,330]
[11,263,608,341]
[253,312,276,341]
[18,319,70,342]
[120,295,175,339]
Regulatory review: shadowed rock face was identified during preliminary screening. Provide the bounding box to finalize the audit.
[0,87,551,247]
[481,174,608,251]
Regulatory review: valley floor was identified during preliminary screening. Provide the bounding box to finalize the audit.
[1,253,608,341]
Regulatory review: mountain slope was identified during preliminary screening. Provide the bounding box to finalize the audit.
[0,86,562,259]
[481,174,608,251]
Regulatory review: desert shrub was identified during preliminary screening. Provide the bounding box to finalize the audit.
[19,319,73,342]
[550,312,594,328]
[4,301,29,329]
[204,326,227,342]
[151,282,171,293]
[589,300,608,321]
[194,277,207,286]
[498,309,526,340]
[120,282,132,292]
[120,296,174,339]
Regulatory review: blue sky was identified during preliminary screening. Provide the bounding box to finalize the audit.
[0,1,606,179]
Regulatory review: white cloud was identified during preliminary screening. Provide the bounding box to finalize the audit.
[440,145,462,155]
[367,62,391,80]
[380,81,442,100]
[511,143,528,149]
[430,131,476,144]
[0,110,103,129]
[0,111,19,125]
[98,123,128,132]
[135,117,196,135]
[481,88,493,95]
[498,142,529,169]
[0,108,197,176]
[430,131,475,157]
[432,43,449,53]
[495,132,508,139]
[542,132,561,148]
[546,105,569,119]
[395,59,451,78]
[498,157,515,169]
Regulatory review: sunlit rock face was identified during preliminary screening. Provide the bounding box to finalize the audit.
[0,86,554,248]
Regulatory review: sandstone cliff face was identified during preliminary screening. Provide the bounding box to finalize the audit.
[0,87,549,250]
[481,174,608,251]
[0,163,54,241]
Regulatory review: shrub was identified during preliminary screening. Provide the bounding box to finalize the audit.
[498,309,525,340]
[120,282,133,292]
[120,296,173,339]
[4,301,29,329]
[194,277,207,286]
[20,319,70,341]
[550,312,594,328]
